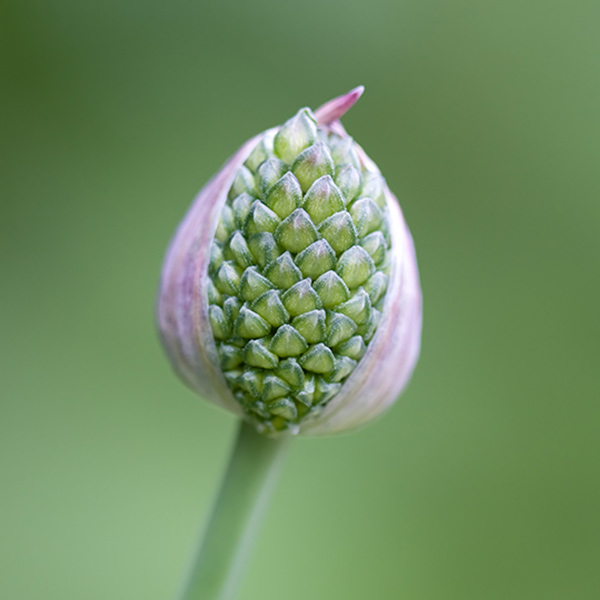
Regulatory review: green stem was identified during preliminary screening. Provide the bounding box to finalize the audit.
[177,421,291,600]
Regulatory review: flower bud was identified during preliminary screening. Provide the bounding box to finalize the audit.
[157,87,422,436]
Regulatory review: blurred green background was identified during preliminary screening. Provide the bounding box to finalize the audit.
[2,0,599,598]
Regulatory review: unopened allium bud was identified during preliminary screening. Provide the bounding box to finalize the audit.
[157,87,422,435]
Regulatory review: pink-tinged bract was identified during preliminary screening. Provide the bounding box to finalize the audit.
[157,88,422,435]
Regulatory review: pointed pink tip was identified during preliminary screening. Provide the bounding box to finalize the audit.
[314,86,365,125]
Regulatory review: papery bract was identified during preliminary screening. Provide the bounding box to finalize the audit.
[157,87,422,435]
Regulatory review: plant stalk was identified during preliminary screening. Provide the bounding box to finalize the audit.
[177,421,291,600]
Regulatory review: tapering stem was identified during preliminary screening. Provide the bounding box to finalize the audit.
[177,421,291,600]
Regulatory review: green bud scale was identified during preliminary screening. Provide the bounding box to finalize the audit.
[207,107,392,434]
[157,88,422,436]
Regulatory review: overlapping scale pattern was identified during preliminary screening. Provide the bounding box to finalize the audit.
[207,108,392,433]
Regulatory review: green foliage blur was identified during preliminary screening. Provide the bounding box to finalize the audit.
[2,1,599,598]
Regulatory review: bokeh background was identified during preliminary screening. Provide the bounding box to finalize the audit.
[2,1,599,598]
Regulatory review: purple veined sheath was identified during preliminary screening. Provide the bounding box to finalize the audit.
[157,87,422,437]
